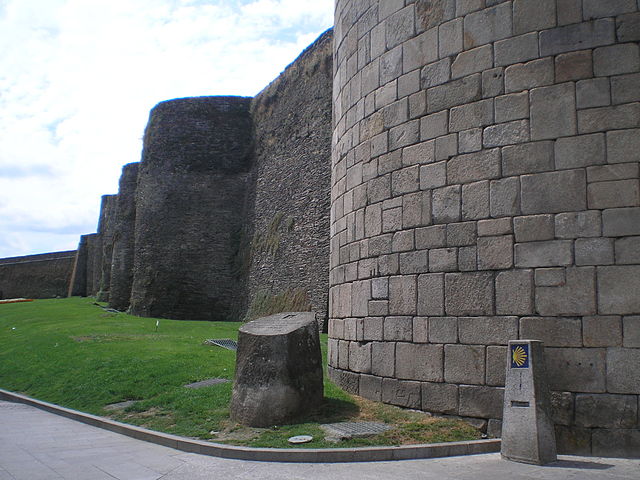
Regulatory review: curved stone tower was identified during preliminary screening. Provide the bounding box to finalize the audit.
[328,0,640,456]
[108,162,139,311]
[129,96,253,321]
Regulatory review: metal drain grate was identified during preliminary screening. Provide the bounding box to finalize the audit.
[204,339,238,351]
[184,378,230,389]
[320,422,392,440]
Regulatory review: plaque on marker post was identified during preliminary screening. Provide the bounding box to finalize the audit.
[501,340,557,465]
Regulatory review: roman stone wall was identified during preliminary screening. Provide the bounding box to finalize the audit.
[0,250,76,299]
[128,97,253,321]
[243,30,333,323]
[108,162,139,311]
[329,0,640,457]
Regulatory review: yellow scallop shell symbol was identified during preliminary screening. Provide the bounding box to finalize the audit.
[512,346,527,367]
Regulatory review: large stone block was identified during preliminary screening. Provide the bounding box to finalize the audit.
[477,235,514,270]
[445,272,495,315]
[623,316,640,348]
[598,265,640,314]
[382,378,421,409]
[588,179,640,209]
[446,221,476,246]
[432,185,461,223]
[413,316,428,343]
[371,341,396,377]
[593,43,640,77]
[514,214,555,242]
[427,74,481,113]
[539,18,615,56]
[421,58,451,89]
[513,0,555,34]
[519,317,582,347]
[583,315,623,347]
[576,78,611,109]
[448,99,493,132]
[616,12,640,42]
[396,343,444,382]
[502,141,554,176]
[447,148,501,184]
[459,385,504,419]
[463,2,512,48]
[496,269,534,315]
[505,58,554,93]
[583,0,637,18]
[445,344,485,385]
[403,28,439,73]
[429,316,458,343]
[587,163,640,183]
[458,316,518,345]
[230,313,323,427]
[530,83,577,141]
[349,341,372,374]
[578,104,640,134]
[575,393,638,428]
[328,367,360,395]
[555,49,592,82]
[554,210,601,238]
[451,45,493,79]
[555,134,606,169]
[554,425,592,456]
[383,315,413,341]
[428,247,457,272]
[536,266,597,316]
[462,180,490,220]
[606,348,640,394]
[521,169,587,214]
[399,250,429,274]
[575,237,614,266]
[494,32,539,67]
[486,345,507,386]
[417,273,445,316]
[592,429,640,459]
[603,207,640,236]
[389,275,417,315]
[483,119,530,148]
[545,347,606,393]
[494,91,529,123]
[438,18,463,58]
[490,176,521,217]
[359,374,383,402]
[515,240,573,268]
[550,391,574,426]
[422,382,458,414]
[478,217,512,236]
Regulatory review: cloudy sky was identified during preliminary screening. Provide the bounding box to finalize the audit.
[0,0,334,258]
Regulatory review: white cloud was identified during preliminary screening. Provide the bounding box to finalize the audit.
[0,0,334,258]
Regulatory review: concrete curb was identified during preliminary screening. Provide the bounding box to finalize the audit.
[0,388,501,463]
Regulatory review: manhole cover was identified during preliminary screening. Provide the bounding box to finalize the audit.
[320,422,391,441]
[184,378,230,389]
[288,435,313,444]
[104,400,137,411]
[204,339,238,351]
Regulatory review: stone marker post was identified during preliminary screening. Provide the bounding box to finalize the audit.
[230,312,323,427]
[501,340,557,465]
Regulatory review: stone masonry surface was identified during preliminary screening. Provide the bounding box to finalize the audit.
[329,0,640,458]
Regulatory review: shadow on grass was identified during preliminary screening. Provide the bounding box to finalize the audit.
[305,396,361,424]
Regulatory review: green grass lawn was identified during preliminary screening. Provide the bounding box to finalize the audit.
[0,298,480,448]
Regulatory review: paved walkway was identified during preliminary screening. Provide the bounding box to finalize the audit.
[1,400,638,480]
